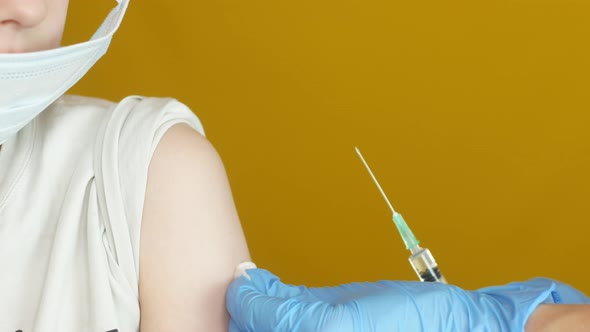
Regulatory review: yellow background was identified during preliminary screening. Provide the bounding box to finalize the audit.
[66,0,590,294]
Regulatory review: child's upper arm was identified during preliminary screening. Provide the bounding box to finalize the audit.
[525,304,590,332]
[138,123,250,331]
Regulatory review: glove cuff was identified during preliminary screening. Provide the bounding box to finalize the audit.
[477,277,589,331]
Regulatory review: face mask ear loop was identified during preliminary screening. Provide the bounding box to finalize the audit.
[90,0,129,41]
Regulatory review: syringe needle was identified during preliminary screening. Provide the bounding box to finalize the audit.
[355,147,446,284]
[355,147,397,214]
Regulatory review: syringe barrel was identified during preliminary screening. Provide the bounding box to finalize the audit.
[409,247,447,284]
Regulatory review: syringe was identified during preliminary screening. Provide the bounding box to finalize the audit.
[355,147,448,284]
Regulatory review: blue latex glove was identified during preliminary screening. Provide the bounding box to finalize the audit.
[226,268,590,332]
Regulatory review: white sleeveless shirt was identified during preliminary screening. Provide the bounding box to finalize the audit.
[0,95,205,332]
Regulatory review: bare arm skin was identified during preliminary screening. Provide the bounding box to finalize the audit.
[526,304,590,332]
[138,124,251,331]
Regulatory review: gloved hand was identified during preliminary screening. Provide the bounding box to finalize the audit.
[226,267,590,332]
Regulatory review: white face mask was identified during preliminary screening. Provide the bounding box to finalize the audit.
[0,0,130,145]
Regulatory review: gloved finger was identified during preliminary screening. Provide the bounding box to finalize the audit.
[226,268,300,331]
[227,282,335,332]
[306,279,430,304]
[229,318,243,332]
[232,268,318,299]
[306,281,400,303]
[227,268,344,332]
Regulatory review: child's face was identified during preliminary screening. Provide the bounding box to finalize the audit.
[0,0,69,53]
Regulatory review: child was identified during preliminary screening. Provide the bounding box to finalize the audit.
[0,0,250,331]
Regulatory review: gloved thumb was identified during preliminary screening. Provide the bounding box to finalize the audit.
[226,263,329,332]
